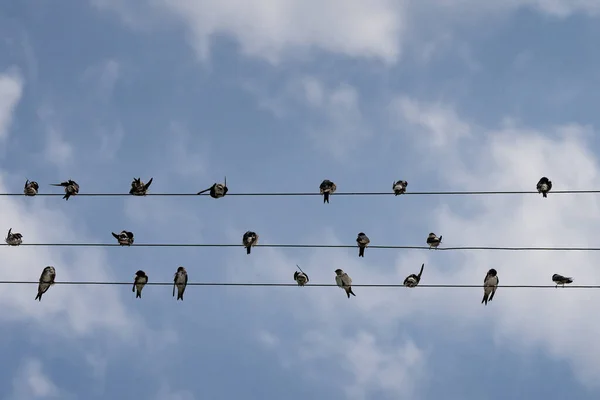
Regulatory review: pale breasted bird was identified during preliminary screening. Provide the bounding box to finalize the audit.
[319,180,337,204]
[294,265,309,286]
[173,266,188,301]
[112,230,134,246]
[356,232,370,257]
[197,176,228,199]
[426,233,442,249]
[129,177,153,196]
[50,180,79,200]
[133,270,148,298]
[242,231,258,255]
[552,273,573,288]
[24,179,39,196]
[335,268,356,298]
[393,180,408,195]
[403,263,424,288]
[5,228,23,246]
[537,177,552,198]
[35,266,56,301]
[482,268,499,306]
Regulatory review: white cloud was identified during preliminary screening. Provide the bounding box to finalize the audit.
[43,127,73,168]
[81,59,121,100]
[8,358,61,399]
[0,68,24,140]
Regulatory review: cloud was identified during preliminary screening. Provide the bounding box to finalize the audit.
[0,68,24,140]
[81,59,121,100]
[8,358,61,400]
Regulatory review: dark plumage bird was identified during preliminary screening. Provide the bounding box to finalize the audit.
[482,269,499,306]
[335,269,355,298]
[552,273,573,288]
[403,263,424,288]
[537,177,552,198]
[50,180,79,200]
[133,270,148,298]
[392,180,407,195]
[173,266,188,300]
[129,177,153,196]
[426,233,442,249]
[242,231,258,254]
[319,180,336,204]
[5,228,23,246]
[356,232,370,257]
[24,179,39,196]
[35,266,56,301]
[112,230,134,246]
[197,176,228,198]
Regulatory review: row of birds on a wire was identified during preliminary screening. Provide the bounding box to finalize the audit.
[19,176,555,200]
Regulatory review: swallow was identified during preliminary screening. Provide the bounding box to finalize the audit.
[294,265,309,286]
[50,180,79,200]
[112,230,134,246]
[403,263,424,288]
[242,231,258,255]
[197,176,228,198]
[356,232,370,257]
[319,179,337,204]
[133,270,148,298]
[552,273,573,288]
[24,179,39,196]
[426,233,442,249]
[5,228,23,246]
[173,266,188,300]
[35,266,56,301]
[393,180,408,195]
[482,268,499,306]
[335,268,356,298]
[536,177,552,198]
[129,177,153,196]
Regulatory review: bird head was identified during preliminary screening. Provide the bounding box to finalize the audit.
[135,270,146,277]
[177,266,186,273]
[488,269,497,276]
[335,269,343,275]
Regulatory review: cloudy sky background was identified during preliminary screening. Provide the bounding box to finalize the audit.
[1,1,600,399]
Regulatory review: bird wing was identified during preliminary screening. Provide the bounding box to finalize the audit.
[335,275,342,287]
[111,232,119,239]
[342,274,352,286]
[144,178,153,190]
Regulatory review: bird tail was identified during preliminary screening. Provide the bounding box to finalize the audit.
[489,288,496,302]
[359,247,364,257]
[482,293,488,305]
[323,193,329,203]
[418,263,424,278]
[136,290,141,298]
[197,188,210,195]
[543,192,547,198]
[177,292,184,301]
[439,235,442,243]
[35,292,42,301]
[246,246,251,255]
[348,287,356,297]
[63,194,69,200]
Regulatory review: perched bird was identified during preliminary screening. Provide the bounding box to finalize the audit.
[197,177,228,199]
[133,270,148,298]
[173,266,188,300]
[393,180,408,195]
[5,228,23,246]
[23,179,39,196]
[537,177,552,198]
[242,231,258,255]
[35,266,56,301]
[294,265,309,286]
[482,268,499,306]
[319,180,337,204]
[403,263,424,288]
[129,177,153,196]
[426,233,442,249]
[112,230,134,246]
[552,273,573,288]
[50,180,79,200]
[335,268,356,298]
[356,232,370,257]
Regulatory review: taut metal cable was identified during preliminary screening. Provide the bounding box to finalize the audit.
[6,243,600,251]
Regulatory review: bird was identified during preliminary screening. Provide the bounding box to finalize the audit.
[552,273,573,288]
[50,180,79,200]
[133,270,148,298]
[173,266,188,300]
[426,233,442,249]
[335,269,356,298]
[319,179,337,204]
[112,230,134,246]
[23,179,39,196]
[129,177,153,196]
[403,263,424,288]
[294,265,309,286]
[197,176,228,198]
[537,177,552,198]
[5,228,23,246]
[356,232,370,257]
[482,268,499,306]
[242,231,258,255]
[35,266,56,301]
[393,180,408,195]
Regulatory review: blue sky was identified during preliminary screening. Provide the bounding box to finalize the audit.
[1,1,600,399]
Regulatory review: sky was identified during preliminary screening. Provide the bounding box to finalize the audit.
[1,0,600,399]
